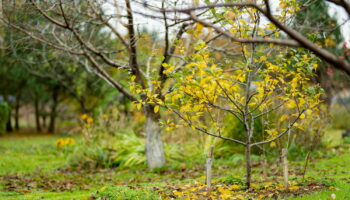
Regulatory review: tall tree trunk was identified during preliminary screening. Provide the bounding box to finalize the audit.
[34,97,42,133]
[14,95,20,130]
[48,87,59,133]
[14,83,24,131]
[42,115,47,129]
[79,98,87,114]
[3,94,13,133]
[144,104,165,169]
[6,111,13,132]
[48,107,56,133]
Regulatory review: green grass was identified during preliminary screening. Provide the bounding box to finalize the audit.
[0,190,92,200]
[0,132,349,200]
[91,185,160,200]
[287,153,350,200]
[0,135,66,175]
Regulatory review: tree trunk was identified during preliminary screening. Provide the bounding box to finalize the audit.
[14,91,21,130]
[48,106,57,133]
[206,146,214,190]
[144,105,165,169]
[245,144,252,188]
[3,94,13,133]
[282,148,289,190]
[261,154,268,178]
[6,112,13,132]
[14,104,20,130]
[42,115,47,128]
[245,118,253,189]
[48,87,59,134]
[79,98,87,114]
[34,98,42,133]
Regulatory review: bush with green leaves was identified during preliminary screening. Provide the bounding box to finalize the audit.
[68,110,202,169]
[212,114,264,157]
[0,102,9,135]
[67,128,206,170]
[330,104,350,130]
[91,185,160,200]
[67,130,145,169]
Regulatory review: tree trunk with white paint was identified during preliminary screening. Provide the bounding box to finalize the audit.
[145,105,165,169]
[245,144,252,188]
[282,148,289,190]
[206,146,214,190]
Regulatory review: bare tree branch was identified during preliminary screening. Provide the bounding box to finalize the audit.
[161,2,350,75]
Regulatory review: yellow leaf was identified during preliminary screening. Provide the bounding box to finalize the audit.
[154,105,159,113]
[87,117,94,123]
[230,184,240,190]
[279,114,288,122]
[260,56,267,62]
[300,113,305,119]
[306,109,312,115]
[80,113,88,120]
[164,65,176,74]
[270,141,276,147]
[173,191,183,196]
[196,23,204,31]
[289,186,300,191]
[286,99,296,109]
[98,187,107,193]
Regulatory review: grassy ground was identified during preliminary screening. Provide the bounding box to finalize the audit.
[0,132,349,200]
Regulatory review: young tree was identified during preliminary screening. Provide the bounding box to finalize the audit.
[143,41,323,188]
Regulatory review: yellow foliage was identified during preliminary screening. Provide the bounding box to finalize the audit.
[55,137,76,148]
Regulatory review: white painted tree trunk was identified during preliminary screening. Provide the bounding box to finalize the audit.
[145,113,166,169]
[282,148,289,190]
[206,146,214,190]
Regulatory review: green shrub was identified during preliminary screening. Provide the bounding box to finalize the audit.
[331,105,350,130]
[213,114,264,156]
[343,136,350,144]
[0,102,9,135]
[67,129,203,170]
[91,185,160,200]
[218,175,244,185]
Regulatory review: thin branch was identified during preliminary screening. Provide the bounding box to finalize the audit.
[207,102,244,123]
[83,51,137,101]
[189,12,299,47]
[253,102,284,119]
[251,110,306,146]
[171,109,246,146]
